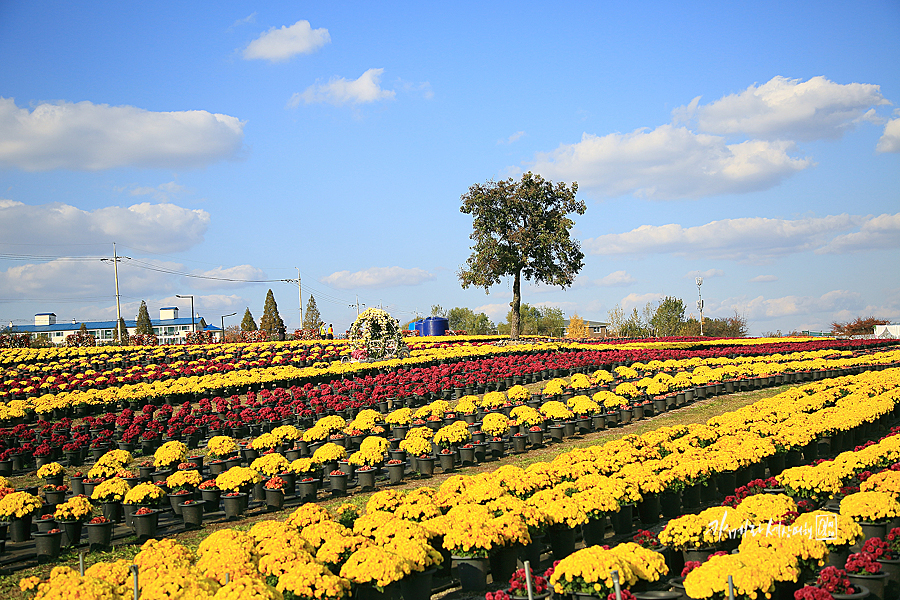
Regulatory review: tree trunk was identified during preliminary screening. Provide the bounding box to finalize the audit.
[510,269,522,340]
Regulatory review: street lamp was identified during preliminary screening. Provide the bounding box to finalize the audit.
[695,277,704,336]
[221,312,237,343]
[175,295,195,339]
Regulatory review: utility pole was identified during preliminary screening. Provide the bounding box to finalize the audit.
[113,243,122,343]
[696,276,704,337]
[101,244,127,343]
[296,267,302,326]
[349,295,365,316]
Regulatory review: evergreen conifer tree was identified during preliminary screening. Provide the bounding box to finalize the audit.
[136,301,153,335]
[259,289,285,335]
[113,317,130,343]
[302,295,323,330]
[241,308,258,331]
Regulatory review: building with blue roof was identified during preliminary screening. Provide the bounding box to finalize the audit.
[8,307,221,345]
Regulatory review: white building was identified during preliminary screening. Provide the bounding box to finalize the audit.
[9,307,220,345]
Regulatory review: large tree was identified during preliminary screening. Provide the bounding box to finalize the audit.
[831,316,889,337]
[259,289,285,336]
[302,295,323,330]
[241,308,257,332]
[135,300,153,335]
[651,296,686,337]
[447,307,495,335]
[458,172,586,340]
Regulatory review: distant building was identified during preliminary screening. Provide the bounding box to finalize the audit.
[8,307,220,345]
[562,319,609,338]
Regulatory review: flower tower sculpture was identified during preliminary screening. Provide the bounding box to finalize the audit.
[348,308,409,360]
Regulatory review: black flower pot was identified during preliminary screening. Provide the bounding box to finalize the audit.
[298,480,318,501]
[329,472,349,495]
[416,457,435,477]
[200,488,221,512]
[132,509,160,541]
[357,469,377,491]
[438,452,455,472]
[548,525,576,560]
[56,519,83,548]
[179,501,205,529]
[86,521,114,550]
[34,530,63,563]
[222,493,247,520]
[9,515,33,543]
[168,492,192,515]
[528,429,544,447]
[582,517,606,547]
[472,443,487,463]
[387,463,405,484]
[511,435,527,453]
[611,504,634,536]
[101,501,123,523]
[265,489,285,512]
[36,517,57,533]
[488,439,506,459]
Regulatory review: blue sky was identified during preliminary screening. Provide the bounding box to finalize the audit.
[1,1,898,336]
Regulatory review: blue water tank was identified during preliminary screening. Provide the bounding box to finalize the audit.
[422,316,449,336]
[414,320,425,335]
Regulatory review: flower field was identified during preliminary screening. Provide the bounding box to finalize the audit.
[2,335,900,600]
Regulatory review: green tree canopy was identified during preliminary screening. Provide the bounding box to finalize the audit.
[651,296,686,337]
[241,307,257,332]
[446,307,495,335]
[498,304,564,336]
[259,289,285,335]
[679,311,749,338]
[135,300,153,335]
[458,172,585,340]
[302,295,323,330]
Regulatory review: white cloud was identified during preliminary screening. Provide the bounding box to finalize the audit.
[474,303,510,323]
[0,258,174,301]
[321,266,434,289]
[499,131,525,145]
[288,69,395,107]
[620,292,664,311]
[877,117,900,153]
[0,98,245,171]
[673,76,890,141]
[530,124,811,199]
[0,199,209,253]
[242,20,330,62]
[721,290,864,321]
[750,275,778,282]
[597,270,636,287]
[398,80,434,100]
[689,269,725,279]
[585,213,868,262]
[817,213,900,254]
[229,13,257,30]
